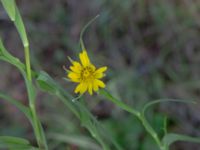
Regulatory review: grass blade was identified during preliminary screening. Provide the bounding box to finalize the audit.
[99,89,140,117]
[0,92,32,120]
[49,133,102,150]
[14,6,29,47]
[162,133,200,147]
[142,99,196,115]
[1,0,16,21]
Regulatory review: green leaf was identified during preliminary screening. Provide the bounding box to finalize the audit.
[1,0,16,21]
[36,72,121,150]
[0,39,35,104]
[36,71,80,118]
[0,92,32,121]
[162,133,200,147]
[0,39,4,55]
[99,89,140,117]
[14,6,29,47]
[0,136,39,149]
[0,136,29,145]
[49,133,102,150]
[1,2,29,47]
[0,38,25,69]
[0,37,8,55]
[163,116,168,135]
[78,101,112,150]
[0,144,31,149]
[36,71,59,94]
[142,99,196,115]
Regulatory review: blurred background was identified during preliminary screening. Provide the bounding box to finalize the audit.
[0,0,200,149]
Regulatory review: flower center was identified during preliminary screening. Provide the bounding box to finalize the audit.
[81,66,94,79]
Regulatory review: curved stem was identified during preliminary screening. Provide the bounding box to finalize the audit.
[99,89,168,150]
[79,15,99,51]
[138,113,163,149]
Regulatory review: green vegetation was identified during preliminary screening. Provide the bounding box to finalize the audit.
[0,1,200,150]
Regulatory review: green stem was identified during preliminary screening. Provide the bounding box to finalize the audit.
[79,15,99,51]
[97,136,109,150]
[30,104,44,149]
[24,46,47,150]
[99,90,140,117]
[1,25,47,149]
[138,113,163,149]
[24,46,32,81]
[99,89,167,150]
[162,146,169,150]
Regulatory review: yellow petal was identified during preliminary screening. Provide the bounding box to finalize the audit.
[79,50,90,67]
[94,67,107,79]
[94,73,104,79]
[68,72,80,82]
[68,72,80,79]
[94,66,107,78]
[95,66,107,74]
[88,64,96,72]
[75,83,88,94]
[70,61,82,73]
[93,81,99,92]
[75,84,82,94]
[80,83,88,94]
[70,77,80,82]
[94,79,105,88]
[88,83,93,95]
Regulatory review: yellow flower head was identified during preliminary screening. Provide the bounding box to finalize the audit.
[67,50,107,95]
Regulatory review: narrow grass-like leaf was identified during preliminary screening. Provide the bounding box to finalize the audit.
[0,92,32,120]
[36,71,80,118]
[36,71,59,94]
[0,38,5,55]
[77,100,110,150]
[142,99,195,115]
[99,89,140,117]
[0,37,17,58]
[0,136,29,145]
[0,39,36,104]
[0,144,34,150]
[49,133,102,150]
[0,37,25,71]
[163,116,168,135]
[0,4,29,47]
[162,133,200,147]
[36,71,121,150]
[14,7,29,47]
[0,136,39,149]
[1,0,16,21]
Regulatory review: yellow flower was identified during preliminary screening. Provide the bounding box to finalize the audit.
[67,50,107,95]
